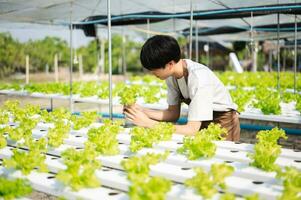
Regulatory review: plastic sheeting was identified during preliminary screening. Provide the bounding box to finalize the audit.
[1,1,300,26]
[0,0,301,41]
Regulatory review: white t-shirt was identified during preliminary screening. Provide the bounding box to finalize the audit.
[166,59,237,121]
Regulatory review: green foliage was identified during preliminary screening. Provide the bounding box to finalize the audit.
[129,127,152,152]
[229,88,253,112]
[3,100,19,111]
[211,163,234,190]
[77,39,98,72]
[218,73,301,114]
[129,177,171,200]
[154,122,175,140]
[73,81,96,97]
[129,75,164,85]
[1,102,39,135]
[219,193,236,200]
[47,121,71,147]
[121,152,171,200]
[3,100,21,120]
[185,163,234,199]
[177,123,227,160]
[56,143,101,191]
[0,110,9,125]
[0,32,25,78]
[121,152,169,181]
[216,71,301,90]
[177,36,188,50]
[24,36,70,71]
[0,129,7,149]
[129,122,175,152]
[24,104,41,116]
[6,118,38,142]
[98,82,110,99]
[244,194,260,200]
[118,85,141,106]
[142,85,161,104]
[77,35,142,73]
[1,78,164,105]
[86,119,122,155]
[0,32,144,76]
[41,108,71,123]
[282,91,297,103]
[113,82,126,96]
[276,167,301,200]
[0,177,32,200]
[253,89,281,115]
[248,128,287,171]
[71,111,99,130]
[3,138,48,175]
[24,83,70,95]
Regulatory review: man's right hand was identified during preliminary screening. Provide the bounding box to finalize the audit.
[123,104,144,113]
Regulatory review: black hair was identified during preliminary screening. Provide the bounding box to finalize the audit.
[140,35,181,70]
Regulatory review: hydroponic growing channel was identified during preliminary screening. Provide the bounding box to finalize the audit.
[0,100,300,200]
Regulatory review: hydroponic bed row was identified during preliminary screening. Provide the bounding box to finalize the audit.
[1,72,301,115]
[1,88,301,125]
[0,100,300,200]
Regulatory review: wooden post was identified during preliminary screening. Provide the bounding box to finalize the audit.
[54,53,59,82]
[95,38,100,75]
[269,50,273,72]
[122,35,127,74]
[189,0,193,60]
[45,63,49,74]
[79,54,83,79]
[252,42,258,72]
[100,39,105,74]
[25,55,29,84]
[118,57,122,74]
[283,48,286,71]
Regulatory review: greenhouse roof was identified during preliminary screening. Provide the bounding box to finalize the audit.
[1,1,301,41]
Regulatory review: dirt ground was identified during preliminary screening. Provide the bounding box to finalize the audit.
[28,191,57,200]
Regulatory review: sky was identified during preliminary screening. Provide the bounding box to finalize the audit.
[0,23,95,48]
[0,22,147,48]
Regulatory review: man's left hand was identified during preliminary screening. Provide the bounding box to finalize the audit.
[124,106,154,128]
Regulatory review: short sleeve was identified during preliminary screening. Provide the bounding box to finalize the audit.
[166,77,180,105]
[187,73,214,121]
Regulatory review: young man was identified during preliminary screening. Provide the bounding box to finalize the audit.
[124,35,240,141]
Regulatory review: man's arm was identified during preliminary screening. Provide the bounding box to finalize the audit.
[174,121,202,136]
[130,117,201,136]
[124,106,201,136]
[143,104,181,122]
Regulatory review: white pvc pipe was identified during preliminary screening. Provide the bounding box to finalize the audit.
[107,0,113,120]
[294,14,298,94]
[122,30,126,75]
[189,0,193,60]
[250,11,257,72]
[54,54,59,83]
[277,11,280,90]
[79,54,83,79]
[195,21,199,62]
[207,42,210,67]
[147,18,150,38]
[26,55,29,84]
[173,0,176,33]
[69,2,74,112]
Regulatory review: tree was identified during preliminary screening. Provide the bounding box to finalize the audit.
[0,32,25,77]
[24,37,69,72]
